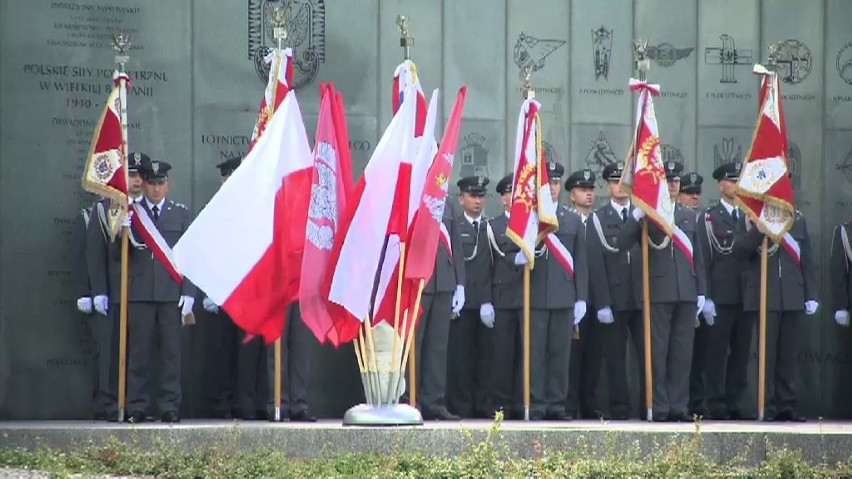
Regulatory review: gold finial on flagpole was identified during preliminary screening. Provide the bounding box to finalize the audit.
[270,3,290,51]
[766,41,782,71]
[396,15,413,60]
[112,33,132,72]
[520,66,534,100]
[633,38,650,82]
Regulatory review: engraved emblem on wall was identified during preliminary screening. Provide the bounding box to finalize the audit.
[705,34,753,84]
[460,133,489,178]
[584,131,618,186]
[837,147,852,186]
[836,43,852,85]
[248,0,326,90]
[713,137,742,169]
[647,42,694,68]
[592,26,613,81]
[513,32,566,72]
[541,140,560,168]
[662,144,684,165]
[787,141,801,190]
[775,39,812,85]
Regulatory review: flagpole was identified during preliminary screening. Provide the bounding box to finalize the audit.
[633,40,654,422]
[111,33,132,424]
[758,237,768,420]
[269,4,289,423]
[521,67,534,422]
[401,279,426,407]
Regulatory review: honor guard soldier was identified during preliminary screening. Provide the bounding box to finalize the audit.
[446,175,495,418]
[564,168,607,419]
[409,200,465,421]
[698,162,753,420]
[125,159,196,423]
[585,162,641,420]
[87,151,147,421]
[514,162,588,420]
[203,157,268,419]
[487,174,524,418]
[72,202,100,418]
[267,302,317,422]
[678,172,704,211]
[733,206,817,422]
[831,220,852,329]
[623,160,708,421]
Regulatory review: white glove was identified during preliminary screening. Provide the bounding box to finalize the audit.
[804,300,818,315]
[696,295,706,320]
[701,298,716,326]
[513,251,528,266]
[202,297,219,314]
[596,306,614,324]
[573,300,587,325]
[835,310,850,327]
[93,295,109,316]
[479,303,495,328]
[452,285,465,315]
[76,297,93,315]
[178,295,195,317]
[122,210,133,228]
[631,208,646,221]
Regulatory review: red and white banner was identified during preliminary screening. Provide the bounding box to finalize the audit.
[543,233,574,278]
[392,59,428,137]
[248,48,293,153]
[130,202,183,285]
[325,85,418,344]
[506,99,558,267]
[621,78,694,266]
[82,71,130,240]
[174,92,314,343]
[299,83,354,345]
[736,65,796,243]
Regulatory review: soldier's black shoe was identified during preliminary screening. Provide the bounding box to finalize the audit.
[236,410,257,420]
[210,409,233,420]
[775,410,807,422]
[422,408,461,421]
[126,411,146,424]
[728,410,756,420]
[652,412,669,422]
[668,412,693,423]
[161,411,180,423]
[290,410,317,422]
[104,411,124,423]
[762,411,778,422]
[529,410,546,420]
[546,410,573,421]
[610,412,630,421]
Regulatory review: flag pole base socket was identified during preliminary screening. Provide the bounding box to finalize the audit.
[342,403,423,427]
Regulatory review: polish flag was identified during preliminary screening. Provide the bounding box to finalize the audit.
[299,83,354,344]
[324,86,418,345]
[248,48,293,153]
[392,59,428,136]
[173,92,314,343]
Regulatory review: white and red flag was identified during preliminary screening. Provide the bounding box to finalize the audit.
[248,48,293,153]
[736,65,796,244]
[173,91,314,343]
[621,78,693,265]
[82,71,130,240]
[392,59,428,136]
[506,99,558,267]
[299,83,354,344]
[324,86,418,345]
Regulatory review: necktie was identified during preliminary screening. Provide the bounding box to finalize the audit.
[732,208,739,222]
[152,205,160,221]
[472,220,479,230]
[621,208,628,223]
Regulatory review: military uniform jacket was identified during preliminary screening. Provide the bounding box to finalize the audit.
[830,223,852,311]
[529,206,588,310]
[616,204,708,303]
[456,214,492,309]
[72,206,93,299]
[733,213,817,312]
[588,203,641,312]
[696,202,745,306]
[126,198,196,302]
[423,216,465,294]
[488,213,524,310]
[87,199,123,304]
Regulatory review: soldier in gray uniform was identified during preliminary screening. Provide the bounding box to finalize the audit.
[87,151,147,421]
[72,203,100,418]
[565,168,607,419]
[202,157,268,419]
[587,162,642,420]
[831,220,852,329]
[267,302,317,422]
[620,160,708,421]
[487,174,524,418]
[679,172,712,418]
[733,208,817,422]
[125,159,196,423]
[699,162,753,420]
[446,175,494,418]
[515,162,588,420]
[409,202,465,421]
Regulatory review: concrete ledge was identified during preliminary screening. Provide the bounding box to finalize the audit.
[2,420,852,466]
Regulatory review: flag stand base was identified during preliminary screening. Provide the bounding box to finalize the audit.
[342,403,423,426]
